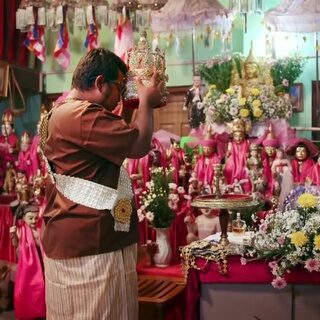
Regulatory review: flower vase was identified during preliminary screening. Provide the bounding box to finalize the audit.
[153,227,172,268]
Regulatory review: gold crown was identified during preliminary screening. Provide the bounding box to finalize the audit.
[123,31,168,108]
[2,109,13,125]
[21,131,31,145]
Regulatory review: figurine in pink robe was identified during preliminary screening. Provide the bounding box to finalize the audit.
[166,138,185,185]
[193,135,221,194]
[0,109,19,187]
[9,204,45,319]
[16,131,33,182]
[260,124,280,197]
[224,119,251,193]
[286,138,319,185]
[308,155,320,185]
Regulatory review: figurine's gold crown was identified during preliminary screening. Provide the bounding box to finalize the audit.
[232,118,246,133]
[2,109,13,125]
[21,131,31,144]
[124,31,168,107]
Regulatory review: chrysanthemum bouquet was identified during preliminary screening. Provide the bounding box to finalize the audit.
[242,193,320,289]
[137,167,176,228]
[204,85,246,124]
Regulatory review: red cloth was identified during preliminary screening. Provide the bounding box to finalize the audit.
[0,204,16,263]
[137,263,183,278]
[186,256,320,320]
[0,0,4,59]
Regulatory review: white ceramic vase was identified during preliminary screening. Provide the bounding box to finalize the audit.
[153,227,172,268]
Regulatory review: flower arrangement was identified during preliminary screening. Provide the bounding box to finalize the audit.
[137,167,176,228]
[242,193,320,289]
[270,55,306,94]
[203,84,293,125]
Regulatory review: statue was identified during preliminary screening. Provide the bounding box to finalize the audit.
[192,128,221,194]
[224,118,251,193]
[9,203,45,319]
[184,208,221,244]
[246,143,266,193]
[183,74,208,129]
[286,138,318,186]
[166,138,185,185]
[230,42,273,97]
[16,131,33,182]
[15,170,31,204]
[3,162,16,195]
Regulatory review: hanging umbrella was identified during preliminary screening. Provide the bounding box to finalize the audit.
[264,0,320,137]
[264,0,320,33]
[151,0,230,74]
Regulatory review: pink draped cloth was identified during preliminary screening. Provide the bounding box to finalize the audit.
[14,222,46,319]
[193,154,220,187]
[261,152,276,197]
[309,162,320,185]
[16,150,33,180]
[29,134,41,177]
[0,203,15,263]
[291,158,315,184]
[224,140,251,192]
[169,149,185,184]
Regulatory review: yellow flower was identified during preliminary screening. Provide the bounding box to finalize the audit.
[252,99,261,108]
[205,92,212,99]
[250,88,260,96]
[209,84,216,90]
[297,193,317,208]
[290,231,308,247]
[239,108,249,118]
[239,97,247,106]
[226,88,235,95]
[253,108,263,118]
[314,234,320,250]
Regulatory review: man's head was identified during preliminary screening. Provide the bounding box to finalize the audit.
[71,48,128,110]
[193,74,202,88]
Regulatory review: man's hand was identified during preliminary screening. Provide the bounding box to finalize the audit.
[135,71,164,109]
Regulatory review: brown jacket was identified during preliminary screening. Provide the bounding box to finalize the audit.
[42,99,139,259]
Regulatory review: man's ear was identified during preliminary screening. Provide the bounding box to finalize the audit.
[95,75,106,91]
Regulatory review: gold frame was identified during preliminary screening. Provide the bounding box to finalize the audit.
[290,83,304,112]
[0,60,9,97]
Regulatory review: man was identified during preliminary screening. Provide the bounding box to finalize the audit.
[40,48,163,319]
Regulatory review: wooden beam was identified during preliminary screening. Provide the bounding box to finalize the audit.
[11,64,43,93]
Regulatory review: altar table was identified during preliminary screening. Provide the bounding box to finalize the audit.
[186,256,320,320]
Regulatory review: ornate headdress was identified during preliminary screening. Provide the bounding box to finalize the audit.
[21,131,31,145]
[2,109,14,125]
[201,125,216,147]
[123,31,168,108]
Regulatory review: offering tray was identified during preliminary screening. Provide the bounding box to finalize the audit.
[192,194,259,210]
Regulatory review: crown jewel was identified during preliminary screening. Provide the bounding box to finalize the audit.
[123,31,168,108]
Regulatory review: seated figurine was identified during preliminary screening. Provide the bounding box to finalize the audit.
[184,208,221,244]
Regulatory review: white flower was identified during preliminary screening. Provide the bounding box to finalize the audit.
[145,211,154,222]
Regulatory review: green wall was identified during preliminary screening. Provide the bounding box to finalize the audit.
[41,0,319,139]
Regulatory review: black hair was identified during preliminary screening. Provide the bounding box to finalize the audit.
[71,48,128,91]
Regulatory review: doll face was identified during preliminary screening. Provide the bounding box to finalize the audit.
[1,124,12,136]
[265,146,276,157]
[295,146,308,161]
[23,211,38,229]
[276,149,284,159]
[20,142,30,152]
[203,145,214,156]
[193,76,202,88]
[233,131,245,144]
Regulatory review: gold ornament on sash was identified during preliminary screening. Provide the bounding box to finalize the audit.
[123,30,169,108]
